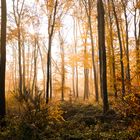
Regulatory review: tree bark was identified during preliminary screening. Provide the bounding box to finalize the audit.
[97,0,109,113]
[46,0,58,103]
[111,0,125,97]
[134,6,140,85]
[107,0,117,97]
[0,0,7,120]
[121,0,131,89]
[87,0,99,102]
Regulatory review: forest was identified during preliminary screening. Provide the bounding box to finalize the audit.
[0,0,140,139]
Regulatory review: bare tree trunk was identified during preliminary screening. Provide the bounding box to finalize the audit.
[38,46,46,97]
[134,7,140,85]
[75,65,79,98]
[46,36,51,103]
[73,16,79,98]
[0,0,7,120]
[12,46,17,90]
[17,25,22,95]
[81,0,99,101]
[61,44,65,101]
[97,0,109,113]
[50,55,52,100]
[27,42,30,89]
[22,40,25,94]
[107,0,117,97]
[12,0,25,95]
[111,0,125,97]
[75,47,79,99]
[87,0,99,102]
[46,0,58,103]
[83,37,89,100]
[84,69,89,100]
[121,0,131,90]
[32,37,38,97]
[59,33,65,101]
[72,66,75,97]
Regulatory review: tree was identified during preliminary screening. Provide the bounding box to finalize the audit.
[0,0,7,120]
[82,0,99,102]
[97,0,109,113]
[106,0,117,97]
[73,14,79,98]
[134,0,140,85]
[12,0,25,95]
[46,0,58,103]
[59,32,65,101]
[111,0,125,97]
[83,38,90,100]
[121,0,131,89]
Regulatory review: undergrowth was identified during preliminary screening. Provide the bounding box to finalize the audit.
[0,92,140,140]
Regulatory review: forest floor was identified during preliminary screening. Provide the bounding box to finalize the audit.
[0,99,140,140]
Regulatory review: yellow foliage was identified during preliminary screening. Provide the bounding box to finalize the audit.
[46,0,54,13]
[81,42,91,47]
[136,1,140,9]
[54,18,62,31]
[63,0,73,11]
[47,101,65,122]
[68,54,79,67]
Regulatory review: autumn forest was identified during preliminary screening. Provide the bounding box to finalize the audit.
[0,0,140,139]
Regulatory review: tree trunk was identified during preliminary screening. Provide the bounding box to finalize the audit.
[46,36,51,103]
[46,0,58,103]
[0,0,7,120]
[22,39,25,94]
[73,16,79,98]
[72,66,75,97]
[84,69,89,100]
[111,0,125,97]
[97,0,109,113]
[32,37,38,97]
[107,0,117,97]
[61,43,65,101]
[59,33,65,101]
[121,0,131,90]
[87,0,99,102]
[18,25,23,95]
[134,7,140,85]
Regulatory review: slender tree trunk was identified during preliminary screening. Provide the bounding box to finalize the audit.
[83,37,89,100]
[46,36,51,103]
[46,0,58,103]
[17,25,23,95]
[13,46,17,91]
[72,66,75,97]
[84,69,89,100]
[107,0,117,97]
[136,22,140,84]
[61,45,65,101]
[59,33,65,101]
[121,0,131,89]
[87,0,99,102]
[111,0,125,97]
[50,55,52,100]
[27,42,30,89]
[73,16,79,98]
[38,46,46,97]
[134,7,140,85]
[89,69,93,95]
[0,0,7,120]
[75,47,78,98]
[12,0,25,95]
[32,37,38,97]
[97,0,109,113]
[22,40,25,94]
